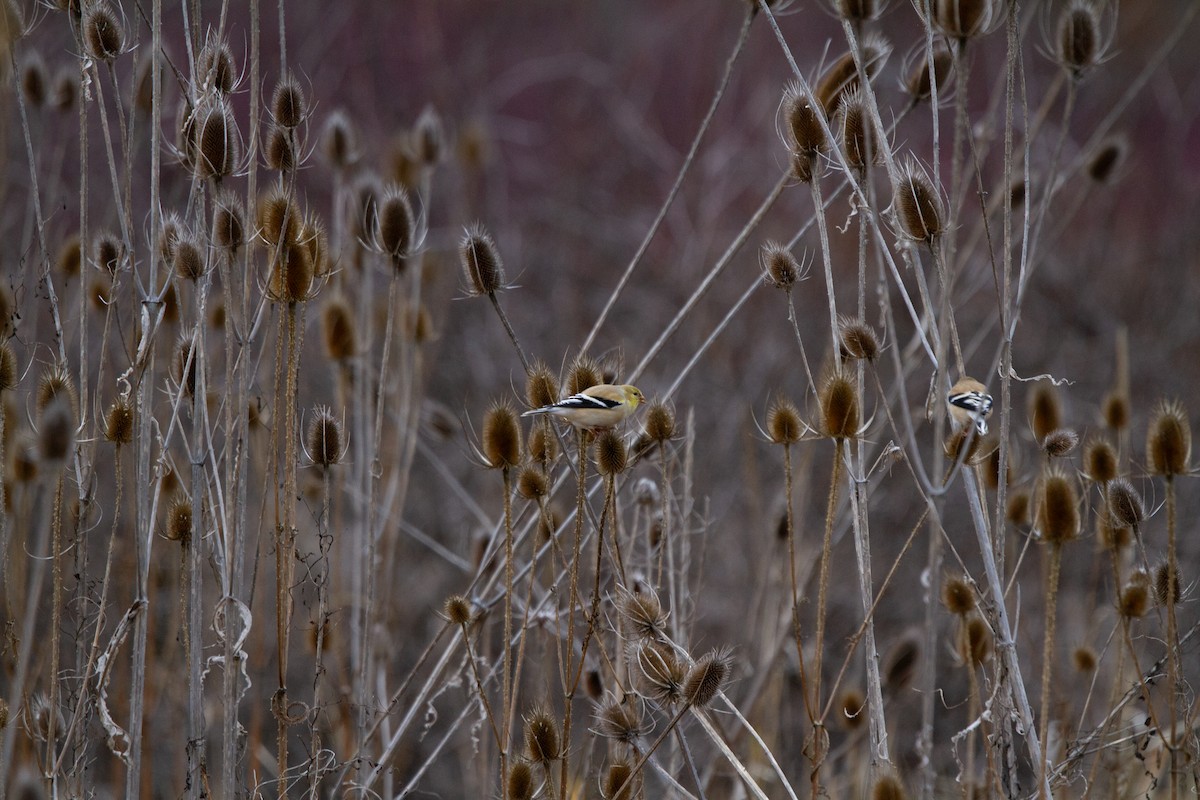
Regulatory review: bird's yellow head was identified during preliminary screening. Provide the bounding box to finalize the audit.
[624,385,644,409]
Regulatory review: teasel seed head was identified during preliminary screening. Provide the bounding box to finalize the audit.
[981,435,1008,490]
[197,39,236,94]
[944,426,981,463]
[893,158,945,244]
[39,397,75,464]
[517,466,549,500]
[36,362,76,415]
[782,83,827,156]
[585,669,604,701]
[619,584,668,641]
[271,74,305,129]
[172,337,198,396]
[837,89,876,174]
[527,425,556,466]
[1106,477,1144,529]
[1042,428,1079,458]
[684,648,733,707]
[321,299,357,361]
[166,497,193,543]
[376,187,417,269]
[815,36,891,116]
[1101,390,1129,431]
[1038,468,1080,545]
[882,633,920,693]
[195,98,240,181]
[104,399,134,445]
[212,190,246,256]
[1073,645,1097,673]
[821,373,859,440]
[961,615,993,665]
[1118,583,1148,618]
[459,223,505,296]
[482,400,521,470]
[872,773,909,800]
[1147,400,1190,477]
[84,3,123,62]
[595,696,644,743]
[1082,437,1117,484]
[322,109,357,170]
[1057,0,1102,78]
[57,235,81,278]
[300,214,330,278]
[26,693,64,743]
[269,241,316,304]
[933,0,996,41]
[1087,137,1126,184]
[942,575,975,616]
[838,688,866,730]
[768,396,803,446]
[834,0,877,23]
[634,640,685,705]
[20,54,46,108]
[307,407,343,468]
[761,240,804,290]
[567,355,602,396]
[1029,381,1062,443]
[643,401,675,444]
[0,342,16,393]
[904,45,954,104]
[444,594,473,626]
[595,430,627,476]
[839,317,879,361]
[94,232,123,275]
[602,759,635,800]
[266,125,296,173]
[173,232,206,282]
[1153,562,1181,607]
[413,105,444,166]
[524,706,560,763]
[507,762,534,800]
[526,362,558,410]
[257,184,301,249]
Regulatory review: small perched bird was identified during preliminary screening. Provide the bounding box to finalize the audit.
[522,384,644,431]
[948,378,994,436]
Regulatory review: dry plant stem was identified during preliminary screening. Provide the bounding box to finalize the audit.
[558,430,588,800]
[1038,543,1063,797]
[188,325,209,798]
[460,621,504,753]
[308,470,335,796]
[501,467,514,795]
[488,293,531,376]
[961,469,1048,796]
[809,177,839,356]
[1164,474,1181,797]
[46,473,65,792]
[582,8,753,354]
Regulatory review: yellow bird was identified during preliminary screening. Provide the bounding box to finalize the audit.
[522,384,644,431]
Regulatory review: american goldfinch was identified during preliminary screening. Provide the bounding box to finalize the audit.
[948,377,994,436]
[522,384,644,431]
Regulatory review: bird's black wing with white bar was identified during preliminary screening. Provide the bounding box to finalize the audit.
[948,390,993,416]
[553,392,622,411]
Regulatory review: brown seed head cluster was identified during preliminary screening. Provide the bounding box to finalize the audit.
[1042,428,1079,458]
[459,224,505,296]
[1146,400,1190,477]
[1106,477,1144,529]
[1038,469,1080,546]
[482,400,521,470]
[904,46,954,103]
[307,408,343,468]
[761,240,804,290]
[821,374,859,440]
[839,318,879,361]
[768,396,802,445]
[507,762,533,800]
[684,648,732,707]
[894,160,944,244]
[443,594,473,626]
[84,3,123,61]
[1083,437,1117,483]
[1058,1,1102,77]
[1029,382,1062,443]
[104,399,134,445]
[595,430,628,476]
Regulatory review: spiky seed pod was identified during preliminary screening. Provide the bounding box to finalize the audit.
[838,89,874,173]
[195,99,239,181]
[783,84,827,155]
[1083,437,1117,483]
[26,694,64,743]
[872,773,909,800]
[1119,583,1148,618]
[321,299,357,361]
[761,240,803,290]
[980,436,1008,490]
[602,759,635,800]
[585,669,604,701]
[527,425,556,465]
[882,634,920,693]
[266,125,296,173]
[1153,562,1181,607]
[1008,179,1026,208]
[197,40,236,94]
[934,0,995,41]
[1106,478,1144,529]
[376,187,416,268]
[893,160,944,244]
[507,762,534,800]
[620,586,667,640]
[526,363,558,410]
[904,46,954,103]
[768,396,802,445]
[1130,567,1150,588]
[157,212,183,266]
[0,343,16,393]
[307,408,342,468]
[53,68,76,111]
[271,74,305,128]
[643,402,675,444]
[685,648,732,707]
[961,615,993,665]
[1042,428,1079,458]
[821,374,859,439]
[269,242,315,304]
[83,3,123,61]
[835,0,876,22]
[1088,138,1125,184]
[444,594,472,626]
[172,338,198,396]
[815,37,890,115]
[1029,382,1062,443]
[942,575,975,616]
[104,399,134,444]
[516,467,549,500]
[839,318,879,361]
[57,235,81,278]
[21,55,46,108]
[1147,400,1190,477]
[1038,469,1080,545]
[89,278,111,310]
[1073,646,1097,673]
[212,191,246,256]
[567,355,602,396]
[944,426,981,463]
[482,401,521,470]
[1101,391,1129,431]
[595,697,643,743]
[257,185,301,248]
[1058,1,1101,77]
[459,224,505,295]
[595,430,627,476]
[301,216,330,278]
[413,105,443,166]
[634,640,685,705]
[39,398,75,464]
[95,232,122,274]
[166,498,193,543]
[838,688,866,730]
[322,110,357,170]
[173,234,205,282]
[524,707,560,763]
[36,363,76,415]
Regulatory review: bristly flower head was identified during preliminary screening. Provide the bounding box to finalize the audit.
[892,157,945,245]
[761,240,808,291]
[459,223,506,296]
[1055,0,1110,79]
[1147,399,1190,477]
